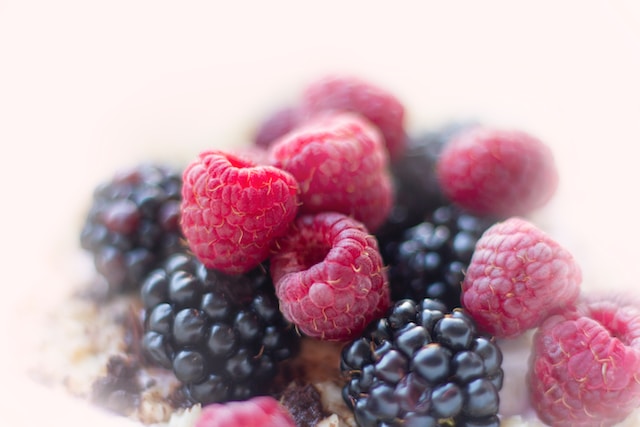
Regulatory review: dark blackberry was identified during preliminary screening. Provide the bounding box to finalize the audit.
[385,204,496,311]
[140,252,299,405]
[340,298,503,427]
[80,163,185,294]
[376,120,480,249]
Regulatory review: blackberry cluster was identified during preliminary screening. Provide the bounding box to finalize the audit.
[140,252,299,405]
[376,121,480,249]
[340,298,503,427]
[80,163,185,294]
[385,205,495,311]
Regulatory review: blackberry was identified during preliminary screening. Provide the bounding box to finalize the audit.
[140,252,299,405]
[80,163,185,294]
[385,205,495,311]
[376,120,480,249]
[340,298,503,427]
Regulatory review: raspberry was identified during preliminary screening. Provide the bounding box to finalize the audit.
[269,111,393,233]
[528,296,640,427]
[180,150,299,275]
[269,212,391,341]
[299,74,407,161]
[341,298,503,427]
[461,217,582,338]
[436,126,559,217]
[195,396,296,427]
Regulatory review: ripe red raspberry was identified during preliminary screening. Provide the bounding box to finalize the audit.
[180,150,299,275]
[195,396,296,427]
[461,217,582,338]
[270,212,391,341]
[269,111,393,233]
[299,74,407,161]
[436,126,559,217]
[528,295,640,427]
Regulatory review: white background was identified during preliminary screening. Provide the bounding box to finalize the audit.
[1,1,640,426]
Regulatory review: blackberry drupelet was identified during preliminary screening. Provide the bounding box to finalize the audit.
[385,205,495,311]
[140,252,299,405]
[340,298,503,427]
[80,163,185,294]
[376,120,480,250]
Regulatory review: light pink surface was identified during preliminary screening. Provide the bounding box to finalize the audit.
[2,1,640,426]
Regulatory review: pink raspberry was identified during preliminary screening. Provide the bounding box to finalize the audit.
[528,295,640,427]
[270,212,391,341]
[180,150,299,275]
[299,74,407,161]
[269,111,393,233]
[461,217,582,338]
[436,126,559,217]
[195,396,296,427]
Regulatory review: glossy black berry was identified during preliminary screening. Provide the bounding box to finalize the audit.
[80,163,185,294]
[140,252,299,405]
[340,298,503,427]
[384,204,495,311]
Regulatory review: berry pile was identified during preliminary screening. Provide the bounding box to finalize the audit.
[75,74,640,427]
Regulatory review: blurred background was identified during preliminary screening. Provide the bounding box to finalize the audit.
[1,0,640,425]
